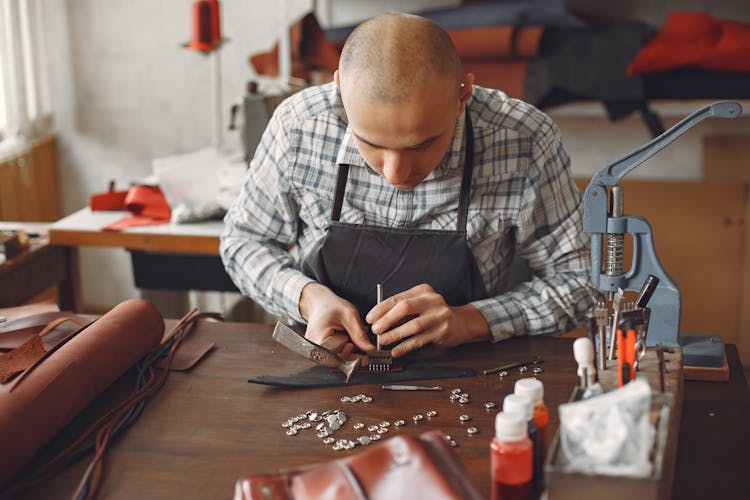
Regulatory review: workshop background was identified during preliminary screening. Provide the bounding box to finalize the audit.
[2,0,750,366]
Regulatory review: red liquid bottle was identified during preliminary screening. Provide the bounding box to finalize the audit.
[515,378,549,463]
[491,412,533,500]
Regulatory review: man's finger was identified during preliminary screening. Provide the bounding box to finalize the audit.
[342,313,375,352]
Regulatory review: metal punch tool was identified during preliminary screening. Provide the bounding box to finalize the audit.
[367,283,393,371]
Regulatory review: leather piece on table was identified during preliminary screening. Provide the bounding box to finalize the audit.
[0,335,46,383]
[248,361,475,388]
[234,431,483,500]
[102,185,171,231]
[0,312,79,350]
[155,337,215,371]
[0,299,165,487]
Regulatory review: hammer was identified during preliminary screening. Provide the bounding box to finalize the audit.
[272,322,361,383]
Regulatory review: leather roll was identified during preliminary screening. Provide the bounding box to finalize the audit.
[0,299,165,486]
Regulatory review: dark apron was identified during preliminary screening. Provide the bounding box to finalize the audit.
[301,108,487,335]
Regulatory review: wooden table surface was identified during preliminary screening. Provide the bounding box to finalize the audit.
[11,320,750,500]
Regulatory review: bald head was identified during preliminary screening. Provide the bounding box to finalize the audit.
[338,13,462,102]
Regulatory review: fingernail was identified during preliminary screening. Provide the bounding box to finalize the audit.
[365,314,373,323]
[371,323,380,334]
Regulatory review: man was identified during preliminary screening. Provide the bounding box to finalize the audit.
[221,13,595,360]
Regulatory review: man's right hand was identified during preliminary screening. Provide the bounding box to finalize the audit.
[299,282,375,355]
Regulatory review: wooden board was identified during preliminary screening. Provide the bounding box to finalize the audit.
[702,135,750,367]
[0,136,60,222]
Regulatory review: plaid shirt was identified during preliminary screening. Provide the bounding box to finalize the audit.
[221,82,596,341]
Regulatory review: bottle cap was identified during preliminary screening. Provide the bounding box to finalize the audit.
[495,411,528,441]
[514,377,544,404]
[503,393,533,421]
[573,337,595,366]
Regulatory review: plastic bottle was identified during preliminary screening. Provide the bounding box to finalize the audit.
[491,411,533,500]
[515,377,549,463]
[503,393,540,498]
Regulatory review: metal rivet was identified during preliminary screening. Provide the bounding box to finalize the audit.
[371,434,382,441]
[467,427,478,435]
[377,428,388,434]
[484,402,496,409]
[449,394,459,401]
[498,370,508,378]
[413,414,424,422]
[323,437,335,444]
[362,396,373,403]
[379,421,391,427]
[367,425,379,432]
[393,420,405,427]
[426,410,438,417]
[359,436,371,445]
[286,429,298,436]
[451,388,462,395]
[519,366,529,373]
[532,366,543,374]
[353,422,365,430]
[458,397,470,404]
[459,414,471,422]
[448,439,457,447]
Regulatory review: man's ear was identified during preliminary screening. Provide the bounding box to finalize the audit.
[457,73,475,114]
[334,69,341,89]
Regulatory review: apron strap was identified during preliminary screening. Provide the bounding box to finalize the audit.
[331,163,350,222]
[456,107,475,232]
[331,107,475,228]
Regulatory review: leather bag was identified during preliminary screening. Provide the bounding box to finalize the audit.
[234,431,483,500]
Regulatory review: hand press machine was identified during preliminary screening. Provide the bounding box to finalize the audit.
[583,101,743,370]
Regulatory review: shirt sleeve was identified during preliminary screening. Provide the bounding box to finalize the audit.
[220,110,314,323]
[471,121,598,341]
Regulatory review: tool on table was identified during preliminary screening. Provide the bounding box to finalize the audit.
[367,283,393,372]
[272,322,361,383]
[573,337,596,388]
[382,384,443,391]
[594,301,608,372]
[608,288,624,361]
[582,101,742,369]
[617,310,641,386]
[482,355,543,375]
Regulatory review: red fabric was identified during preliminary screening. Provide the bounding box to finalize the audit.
[628,12,750,75]
[103,185,171,231]
[89,189,128,211]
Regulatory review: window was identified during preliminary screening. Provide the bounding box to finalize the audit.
[0,0,51,145]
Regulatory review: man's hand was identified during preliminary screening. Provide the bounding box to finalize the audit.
[365,283,490,358]
[299,282,375,356]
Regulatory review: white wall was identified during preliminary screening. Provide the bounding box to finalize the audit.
[42,0,750,315]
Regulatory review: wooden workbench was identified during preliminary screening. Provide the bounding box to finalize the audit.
[5,321,749,499]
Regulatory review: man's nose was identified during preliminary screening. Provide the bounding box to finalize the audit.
[381,151,409,185]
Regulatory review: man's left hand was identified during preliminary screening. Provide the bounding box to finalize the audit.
[365,283,491,358]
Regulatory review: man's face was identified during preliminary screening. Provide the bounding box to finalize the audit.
[340,77,466,190]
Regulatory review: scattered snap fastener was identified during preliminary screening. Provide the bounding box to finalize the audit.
[459,414,471,422]
[371,434,382,441]
[458,397,470,404]
[394,420,405,427]
[484,402,497,410]
[286,429,298,436]
[498,370,508,378]
[379,421,391,427]
[449,393,459,401]
[519,366,529,373]
[448,439,458,447]
[358,436,372,446]
[426,410,438,417]
[532,366,544,374]
[353,422,365,430]
[466,427,479,435]
[367,425,379,432]
[323,437,335,444]
[282,421,291,428]
[451,388,462,395]
[377,428,388,434]
[362,396,373,403]
[413,414,424,422]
